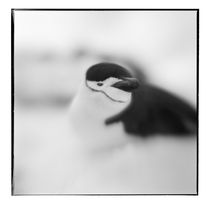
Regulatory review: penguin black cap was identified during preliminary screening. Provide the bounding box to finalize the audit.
[86,63,139,92]
[86,63,132,81]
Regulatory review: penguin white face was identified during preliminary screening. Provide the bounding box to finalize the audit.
[86,77,132,103]
[86,63,139,104]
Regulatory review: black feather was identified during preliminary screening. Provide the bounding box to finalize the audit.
[86,63,132,81]
[106,84,197,137]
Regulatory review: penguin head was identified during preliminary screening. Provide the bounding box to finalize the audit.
[85,63,139,104]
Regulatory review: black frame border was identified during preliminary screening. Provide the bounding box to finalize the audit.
[11,8,199,196]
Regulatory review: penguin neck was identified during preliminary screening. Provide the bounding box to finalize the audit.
[68,82,130,152]
[71,81,130,123]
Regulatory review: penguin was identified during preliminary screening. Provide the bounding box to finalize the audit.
[14,62,197,194]
[68,62,197,153]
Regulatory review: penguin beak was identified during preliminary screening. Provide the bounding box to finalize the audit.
[111,77,140,92]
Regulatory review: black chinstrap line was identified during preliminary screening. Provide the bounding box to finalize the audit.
[85,81,127,103]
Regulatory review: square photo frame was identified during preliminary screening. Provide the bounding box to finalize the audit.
[11,9,199,195]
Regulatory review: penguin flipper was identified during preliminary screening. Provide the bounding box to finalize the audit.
[107,85,197,137]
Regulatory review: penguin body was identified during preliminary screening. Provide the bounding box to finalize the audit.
[69,62,196,151]
[67,62,197,194]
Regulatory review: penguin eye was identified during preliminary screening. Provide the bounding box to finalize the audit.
[97,82,103,86]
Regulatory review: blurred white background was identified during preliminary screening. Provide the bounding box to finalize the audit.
[15,10,197,105]
[13,10,197,194]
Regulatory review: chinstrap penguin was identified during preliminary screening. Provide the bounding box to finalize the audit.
[19,62,196,194]
[69,62,196,153]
